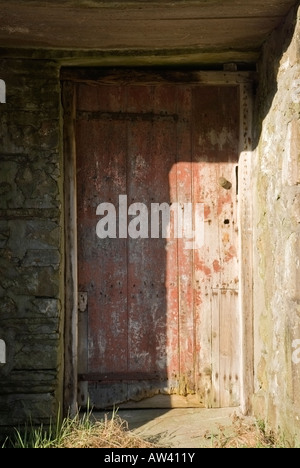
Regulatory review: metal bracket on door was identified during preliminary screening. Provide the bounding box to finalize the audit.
[78,292,88,313]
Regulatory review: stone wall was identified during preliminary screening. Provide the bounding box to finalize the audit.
[0,59,63,430]
[252,4,300,441]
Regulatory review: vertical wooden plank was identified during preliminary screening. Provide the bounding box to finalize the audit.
[62,80,78,417]
[126,84,158,384]
[192,86,240,408]
[219,289,240,407]
[192,86,220,407]
[239,82,254,414]
[214,86,240,408]
[126,84,177,399]
[76,83,129,407]
[153,85,179,392]
[175,86,195,395]
[217,89,240,292]
[166,162,180,392]
[216,87,240,408]
[211,290,220,407]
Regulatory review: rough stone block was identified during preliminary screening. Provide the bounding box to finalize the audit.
[29,298,61,319]
[14,339,59,370]
[0,393,56,426]
[25,219,60,249]
[22,249,60,267]
[0,296,60,322]
[0,296,17,317]
[0,370,57,394]
[0,160,25,209]
[0,265,60,297]
[0,223,10,248]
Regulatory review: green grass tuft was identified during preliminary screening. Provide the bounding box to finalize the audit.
[2,408,156,449]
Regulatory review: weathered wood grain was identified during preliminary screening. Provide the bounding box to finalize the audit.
[62,81,78,417]
[0,1,295,61]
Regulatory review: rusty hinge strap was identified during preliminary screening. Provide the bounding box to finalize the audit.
[76,110,179,123]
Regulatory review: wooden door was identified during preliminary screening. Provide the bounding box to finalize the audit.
[75,72,240,409]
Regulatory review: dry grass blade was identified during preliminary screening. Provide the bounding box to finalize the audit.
[59,414,156,449]
[212,413,289,448]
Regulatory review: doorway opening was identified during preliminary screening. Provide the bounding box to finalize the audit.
[62,69,253,415]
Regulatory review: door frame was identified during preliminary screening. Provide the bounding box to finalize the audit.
[61,69,254,416]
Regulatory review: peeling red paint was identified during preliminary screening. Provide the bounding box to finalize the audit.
[217,192,232,216]
[224,245,237,262]
[204,205,211,219]
[213,259,222,272]
[198,261,212,276]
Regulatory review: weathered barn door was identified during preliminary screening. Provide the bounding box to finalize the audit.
[75,71,240,409]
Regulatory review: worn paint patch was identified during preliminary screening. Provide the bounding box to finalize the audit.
[213,260,222,273]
